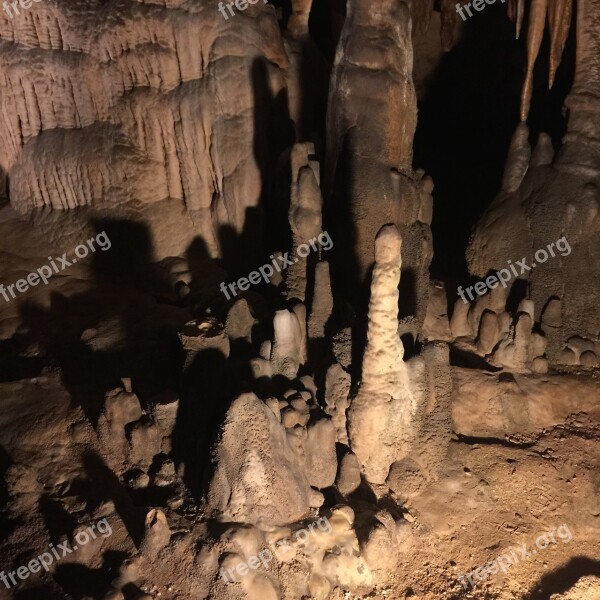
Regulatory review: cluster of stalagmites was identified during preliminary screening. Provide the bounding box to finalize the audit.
[178,215,450,596]
[98,378,182,497]
[96,378,184,595]
[115,135,432,596]
[426,283,599,373]
[465,120,600,371]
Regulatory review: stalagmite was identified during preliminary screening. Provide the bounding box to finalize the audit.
[325,362,351,444]
[450,298,472,338]
[469,0,600,365]
[308,261,334,342]
[478,310,500,355]
[530,132,555,166]
[347,225,415,484]
[492,311,533,371]
[336,452,362,496]
[287,143,323,303]
[270,309,303,378]
[140,509,171,559]
[2,0,600,597]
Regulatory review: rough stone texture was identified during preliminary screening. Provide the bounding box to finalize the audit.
[287,143,323,302]
[140,509,171,559]
[207,393,319,526]
[179,318,230,365]
[305,419,337,489]
[453,369,600,439]
[477,310,500,355]
[336,451,362,496]
[422,281,452,341]
[0,1,291,264]
[347,225,416,484]
[491,311,533,372]
[225,299,255,342]
[128,419,162,469]
[1,2,600,600]
[467,1,600,364]
[97,385,143,462]
[151,390,179,453]
[308,261,334,342]
[270,309,303,378]
[450,297,472,338]
[326,0,433,340]
[324,362,351,444]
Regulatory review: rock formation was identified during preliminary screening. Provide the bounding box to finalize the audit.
[0,0,598,599]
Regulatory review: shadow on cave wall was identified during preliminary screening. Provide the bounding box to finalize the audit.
[252,56,295,260]
[7,218,182,426]
[413,1,575,284]
[0,39,330,505]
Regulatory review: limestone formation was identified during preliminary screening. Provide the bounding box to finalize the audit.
[140,509,171,559]
[450,297,472,338]
[477,310,500,355]
[324,362,351,444]
[336,452,362,496]
[308,261,334,343]
[270,309,303,378]
[2,1,289,261]
[207,393,330,526]
[422,281,452,341]
[225,299,256,342]
[179,318,230,365]
[326,0,433,339]
[287,143,323,302]
[348,225,416,484]
[97,383,143,461]
[305,418,337,489]
[468,0,600,365]
[1,1,600,599]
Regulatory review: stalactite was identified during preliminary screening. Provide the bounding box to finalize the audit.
[516,0,525,38]
[549,0,573,87]
[520,0,549,121]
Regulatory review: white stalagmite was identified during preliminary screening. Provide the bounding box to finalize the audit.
[348,224,416,484]
[270,309,303,379]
